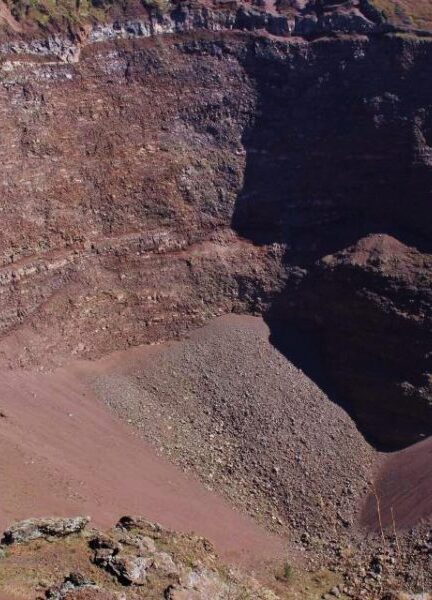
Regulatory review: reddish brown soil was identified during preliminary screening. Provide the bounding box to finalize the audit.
[0,362,287,571]
[361,437,432,531]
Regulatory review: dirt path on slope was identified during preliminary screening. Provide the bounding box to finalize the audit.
[0,365,287,571]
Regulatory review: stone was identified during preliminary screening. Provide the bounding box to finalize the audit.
[2,517,90,545]
[116,516,163,534]
[165,586,202,600]
[153,551,179,576]
[94,547,116,566]
[139,536,157,553]
[90,534,121,552]
[110,555,154,585]
[45,572,97,599]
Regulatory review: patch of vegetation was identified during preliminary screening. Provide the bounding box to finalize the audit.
[3,0,170,31]
[5,0,105,28]
[370,0,432,30]
[276,561,294,582]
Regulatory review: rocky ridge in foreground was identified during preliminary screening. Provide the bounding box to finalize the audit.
[0,516,280,599]
[2,515,432,600]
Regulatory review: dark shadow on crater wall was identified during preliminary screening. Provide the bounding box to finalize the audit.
[233,35,432,250]
[231,36,432,450]
[232,36,432,256]
[263,318,396,452]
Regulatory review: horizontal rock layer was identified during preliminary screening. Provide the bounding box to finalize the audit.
[0,0,431,63]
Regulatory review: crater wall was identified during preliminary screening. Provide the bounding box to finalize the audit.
[0,27,431,446]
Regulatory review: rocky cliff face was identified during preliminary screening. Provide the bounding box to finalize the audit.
[0,30,286,367]
[0,0,431,447]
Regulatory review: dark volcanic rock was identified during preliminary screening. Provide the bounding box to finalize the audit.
[46,572,98,600]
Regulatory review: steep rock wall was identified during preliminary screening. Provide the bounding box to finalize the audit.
[0,34,286,366]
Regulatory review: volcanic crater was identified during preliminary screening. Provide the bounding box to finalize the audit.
[0,0,431,597]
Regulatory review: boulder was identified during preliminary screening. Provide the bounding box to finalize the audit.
[110,555,154,585]
[116,515,163,534]
[46,572,97,600]
[2,516,90,545]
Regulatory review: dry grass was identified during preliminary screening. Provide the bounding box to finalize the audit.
[5,0,107,27]
[371,482,386,547]
[371,0,432,30]
[3,0,170,30]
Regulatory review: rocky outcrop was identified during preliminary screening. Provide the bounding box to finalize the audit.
[0,0,431,63]
[46,573,98,600]
[2,516,90,544]
[0,33,80,61]
[0,32,288,369]
[85,0,386,48]
[95,548,178,585]
[230,34,432,448]
[0,516,278,599]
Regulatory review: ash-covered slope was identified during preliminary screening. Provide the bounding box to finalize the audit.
[0,360,285,566]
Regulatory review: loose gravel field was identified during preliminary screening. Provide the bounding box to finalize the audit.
[93,315,379,549]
